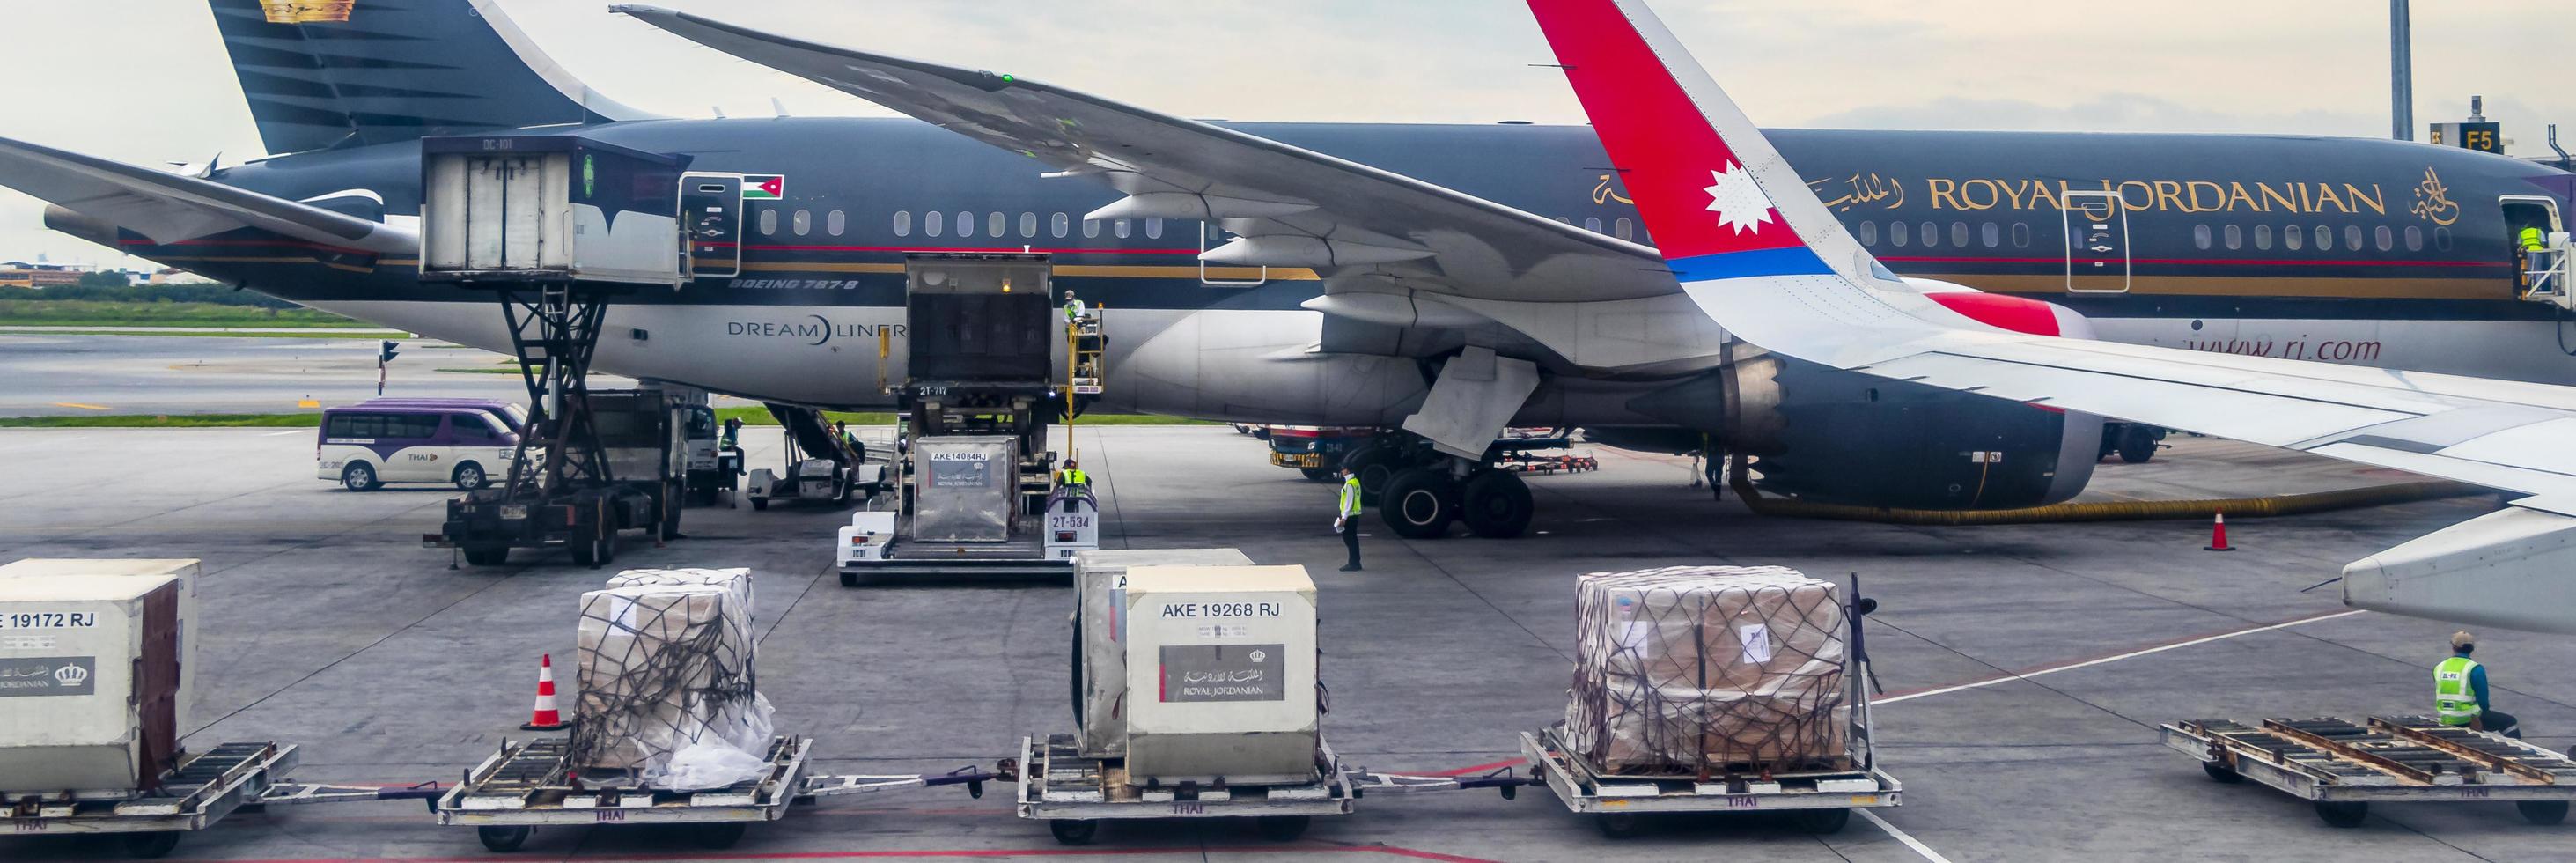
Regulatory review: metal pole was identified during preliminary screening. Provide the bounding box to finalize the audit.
[2390,0,2413,141]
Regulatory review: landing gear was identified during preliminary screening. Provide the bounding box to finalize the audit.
[1461,470,1533,538]
[1381,468,1459,539]
[1341,446,1404,505]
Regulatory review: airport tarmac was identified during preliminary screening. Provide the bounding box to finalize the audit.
[0,426,2565,862]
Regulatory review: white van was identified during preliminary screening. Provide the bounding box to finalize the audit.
[316,399,522,491]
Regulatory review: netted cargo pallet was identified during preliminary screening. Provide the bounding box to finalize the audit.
[2162,715,2576,828]
[2,742,441,858]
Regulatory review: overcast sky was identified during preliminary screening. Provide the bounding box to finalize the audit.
[4,0,2568,265]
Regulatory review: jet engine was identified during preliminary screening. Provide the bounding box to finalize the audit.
[1622,289,2103,510]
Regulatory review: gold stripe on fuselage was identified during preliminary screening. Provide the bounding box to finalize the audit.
[736,262,1320,281]
[1952,273,2513,301]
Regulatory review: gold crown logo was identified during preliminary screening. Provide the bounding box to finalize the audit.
[53,663,88,687]
[261,1,356,24]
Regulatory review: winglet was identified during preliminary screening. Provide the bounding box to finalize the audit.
[1527,0,1863,285]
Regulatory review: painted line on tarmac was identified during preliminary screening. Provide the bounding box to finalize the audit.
[188,845,1503,862]
[50,401,109,410]
[1873,609,2367,705]
[1857,808,1957,863]
[262,428,311,436]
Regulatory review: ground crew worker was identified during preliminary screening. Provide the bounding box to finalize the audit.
[720,417,742,449]
[1063,290,1086,323]
[2435,631,2520,739]
[2521,225,2552,293]
[1056,458,1088,489]
[1335,466,1363,572]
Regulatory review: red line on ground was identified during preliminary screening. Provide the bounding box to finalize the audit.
[1424,757,1525,777]
[176,845,1500,863]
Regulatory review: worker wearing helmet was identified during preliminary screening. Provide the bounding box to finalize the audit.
[1334,466,1363,572]
[1056,458,1088,490]
[2435,631,2520,739]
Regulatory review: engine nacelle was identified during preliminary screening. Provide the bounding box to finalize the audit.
[1720,352,2100,509]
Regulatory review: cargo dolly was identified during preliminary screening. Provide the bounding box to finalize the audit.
[1009,732,1521,846]
[3,742,442,859]
[2163,715,2576,828]
[433,735,997,852]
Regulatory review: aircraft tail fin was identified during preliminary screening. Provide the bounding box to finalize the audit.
[208,0,653,155]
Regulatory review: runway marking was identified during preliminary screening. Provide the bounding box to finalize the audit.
[1857,808,1957,863]
[261,429,310,436]
[1873,609,2367,705]
[50,402,109,410]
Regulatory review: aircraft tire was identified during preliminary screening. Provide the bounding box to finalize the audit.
[1341,446,1404,505]
[1461,471,1533,538]
[1380,468,1457,539]
[2117,424,2158,463]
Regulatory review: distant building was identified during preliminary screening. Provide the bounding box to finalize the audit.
[149,268,220,285]
[0,261,85,289]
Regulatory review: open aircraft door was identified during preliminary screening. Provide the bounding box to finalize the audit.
[2062,188,2131,293]
[681,172,744,279]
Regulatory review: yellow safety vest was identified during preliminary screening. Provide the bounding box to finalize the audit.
[1057,468,1088,485]
[2434,655,2481,726]
[2521,227,2548,252]
[1338,476,1362,517]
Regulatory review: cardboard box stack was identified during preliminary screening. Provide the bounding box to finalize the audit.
[570,568,770,789]
[1564,566,1850,775]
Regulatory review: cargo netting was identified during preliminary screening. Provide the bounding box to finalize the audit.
[1564,566,1850,777]
[570,580,773,790]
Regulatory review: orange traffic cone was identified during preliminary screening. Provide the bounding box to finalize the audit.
[520,653,568,731]
[2204,513,2234,551]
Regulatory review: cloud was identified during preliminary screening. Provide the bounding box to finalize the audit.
[1803,93,2382,138]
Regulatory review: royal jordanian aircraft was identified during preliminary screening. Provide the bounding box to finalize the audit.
[1521,0,2576,633]
[4,0,2575,562]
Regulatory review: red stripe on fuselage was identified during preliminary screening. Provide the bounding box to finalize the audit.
[1926,291,2062,336]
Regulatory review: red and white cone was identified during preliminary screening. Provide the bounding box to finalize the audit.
[2204,513,2234,551]
[520,653,568,731]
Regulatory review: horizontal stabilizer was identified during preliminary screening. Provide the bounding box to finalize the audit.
[0,135,414,254]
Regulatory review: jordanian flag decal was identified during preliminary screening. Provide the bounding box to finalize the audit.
[743,174,786,199]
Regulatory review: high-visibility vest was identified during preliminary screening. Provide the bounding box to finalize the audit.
[1064,300,1085,321]
[2521,227,2548,252]
[2434,656,2482,726]
[1338,476,1362,517]
[1057,468,1088,485]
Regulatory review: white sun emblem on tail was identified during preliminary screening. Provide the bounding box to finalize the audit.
[1703,162,1776,234]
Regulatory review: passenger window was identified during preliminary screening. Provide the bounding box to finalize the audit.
[2405,225,2424,251]
[1115,218,1132,239]
[2011,222,2030,248]
[924,210,944,238]
[2312,225,2331,251]
[1890,221,1910,247]
[2282,225,2302,250]
[893,211,911,237]
[2375,225,2394,251]
[1051,212,1070,239]
[2434,226,2454,251]
[958,212,975,239]
[2254,225,2272,250]
[791,210,810,237]
[1146,218,1163,239]
[1020,212,1037,238]
[2224,224,2242,250]
[452,415,497,441]
[1918,221,1939,248]
[327,413,383,439]
[757,209,776,236]
[988,211,1005,238]
[1616,217,1635,241]
[1084,218,1100,239]
[2345,225,2365,251]
[828,210,844,237]
[1949,221,1969,247]
[1856,220,1877,247]
[1981,222,2000,248]
[1584,217,1602,233]
[1553,217,1571,224]
[2192,225,2212,250]
[388,414,440,439]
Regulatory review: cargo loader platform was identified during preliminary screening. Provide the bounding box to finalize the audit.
[1,742,442,858]
[434,735,997,852]
[1520,727,1897,837]
[2162,715,2576,828]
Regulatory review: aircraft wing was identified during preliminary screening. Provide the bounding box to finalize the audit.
[609,5,1678,310]
[0,135,414,254]
[1527,0,2576,632]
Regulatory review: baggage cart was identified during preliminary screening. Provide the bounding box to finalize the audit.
[3,742,441,858]
[434,735,997,852]
[1012,733,1354,845]
[2162,714,2576,827]
[1520,727,1899,838]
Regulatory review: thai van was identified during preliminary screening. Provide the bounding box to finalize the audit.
[317,399,523,491]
